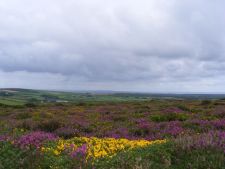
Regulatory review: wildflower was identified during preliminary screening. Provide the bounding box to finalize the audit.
[54,150,60,155]
[70,144,87,158]
[15,131,57,149]
[41,136,166,159]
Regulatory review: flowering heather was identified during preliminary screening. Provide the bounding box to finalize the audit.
[71,118,90,128]
[187,119,225,131]
[15,131,57,149]
[212,119,225,129]
[0,100,224,168]
[55,127,79,139]
[136,119,184,139]
[136,118,151,129]
[162,121,184,136]
[0,135,11,142]
[175,131,225,153]
[70,144,87,158]
[106,127,130,139]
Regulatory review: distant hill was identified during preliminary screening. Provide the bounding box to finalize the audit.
[1,88,225,106]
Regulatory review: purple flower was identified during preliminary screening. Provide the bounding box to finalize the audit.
[15,131,57,149]
[187,119,225,131]
[70,144,87,158]
[162,107,184,114]
[176,131,225,153]
[106,128,130,139]
[136,118,151,129]
[0,135,11,142]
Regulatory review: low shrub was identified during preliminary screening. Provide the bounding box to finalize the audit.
[19,120,38,130]
[150,113,188,122]
[38,119,62,132]
[25,102,37,107]
[54,127,79,139]
[113,116,127,122]
[177,105,190,111]
[15,112,32,120]
[93,142,173,169]
[0,141,38,169]
[201,100,212,105]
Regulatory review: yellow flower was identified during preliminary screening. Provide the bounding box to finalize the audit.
[41,136,166,159]
[54,150,60,155]
[41,147,45,152]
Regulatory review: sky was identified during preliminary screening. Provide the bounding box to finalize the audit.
[0,0,225,93]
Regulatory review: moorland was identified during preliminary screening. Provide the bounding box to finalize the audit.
[0,89,224,169]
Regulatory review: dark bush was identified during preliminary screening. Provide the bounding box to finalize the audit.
[177,105,190,111]
[201,100,212,105]
[38,119,61,132]
[113,116,127,122]
[133,128,149,137]
[19,120,38,130]
[16,112,32,120]
[54,127,79,139]
[150,113,188,122]
[25,102,37,107]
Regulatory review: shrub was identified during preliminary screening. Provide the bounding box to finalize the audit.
[113,116,127,122]
[15,131,57,149]
[16,112,32,120]
[38,152,73,169]
[55,127,79,139]
[0,141,39,169]
[25,102,37,107]
[177,105,190,111]
[19,120,38,130]
[38,119,62,132]
[201,100,212,105]
[172,132,225,169]
[92,142,173,169]
[171,148,225,169]
[150,113,188,122]
[0,111,11,117]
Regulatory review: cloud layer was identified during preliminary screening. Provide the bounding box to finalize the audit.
[0,0,225,92]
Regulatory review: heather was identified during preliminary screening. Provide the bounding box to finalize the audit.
[0,99,225,168]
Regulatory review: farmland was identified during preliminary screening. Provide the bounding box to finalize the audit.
[0,89,224,169]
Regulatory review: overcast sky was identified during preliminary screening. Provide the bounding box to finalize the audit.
[0,0,225,93]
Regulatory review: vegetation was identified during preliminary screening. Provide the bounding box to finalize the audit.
[0,89,224,168]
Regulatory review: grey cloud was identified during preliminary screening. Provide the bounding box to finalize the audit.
[0,0,225,92]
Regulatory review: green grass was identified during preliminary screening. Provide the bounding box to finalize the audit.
[1,88,225,107]
[93,142,225,169]
[0,99,25,106]
[0,89,153,106]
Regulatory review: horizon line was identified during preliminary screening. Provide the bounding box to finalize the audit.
[1,87,225,95]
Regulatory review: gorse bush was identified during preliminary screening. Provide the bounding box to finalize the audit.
[92,142,173,169]
[92,138,225,169]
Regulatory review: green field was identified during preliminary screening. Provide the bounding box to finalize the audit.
[1,88,225,107]
[0,88,157,106]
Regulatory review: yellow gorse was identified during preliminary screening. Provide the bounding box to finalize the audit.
[41,137,166,159]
